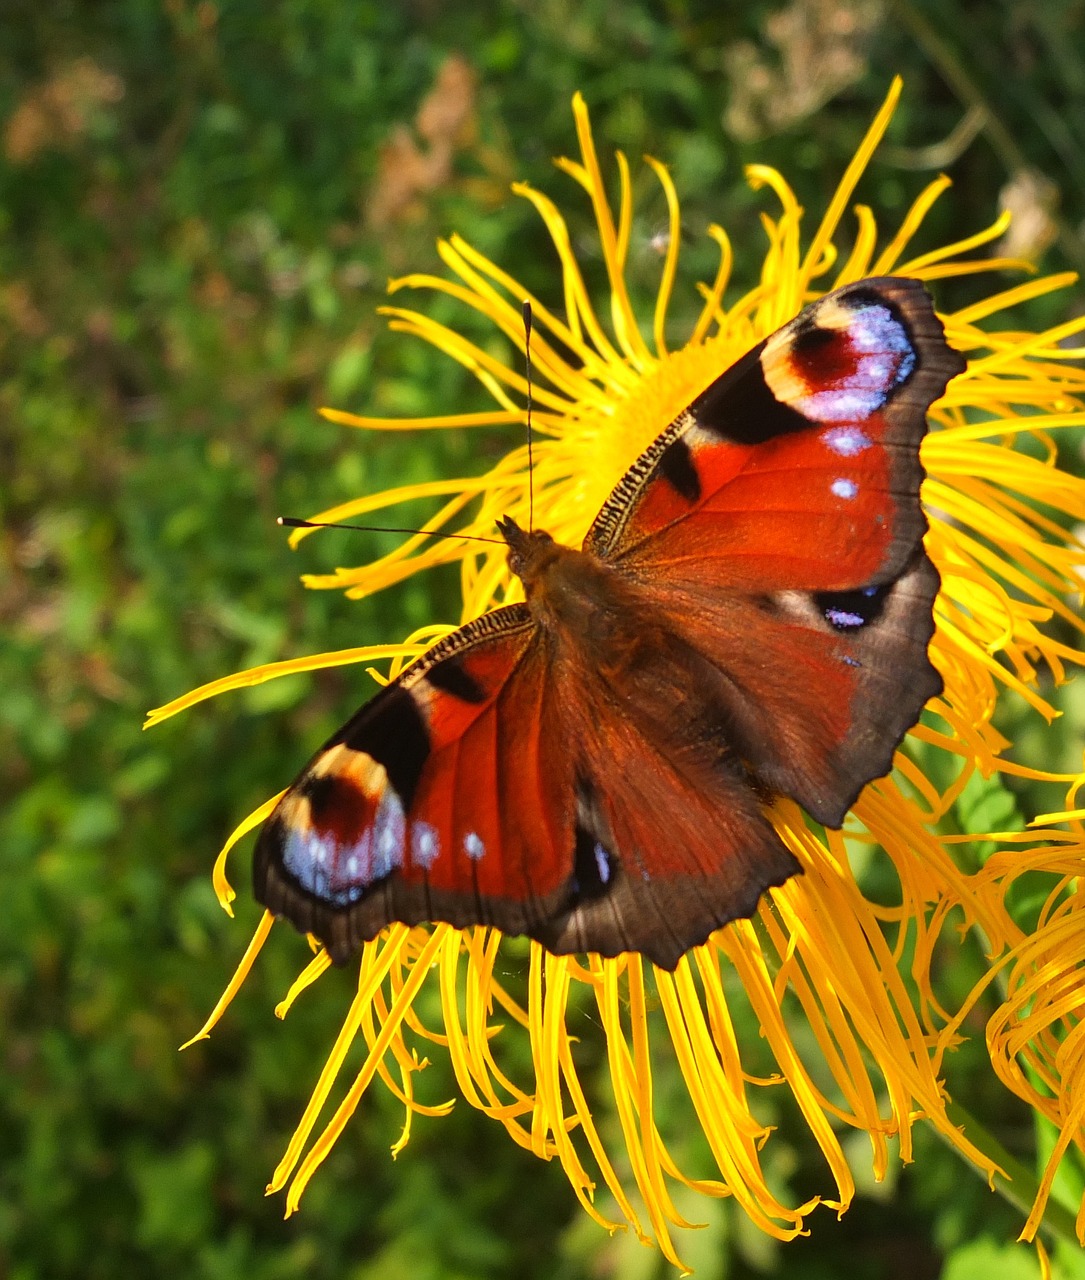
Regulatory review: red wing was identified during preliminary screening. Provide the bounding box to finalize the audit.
[584,278,962,826]
[254,608,576,962]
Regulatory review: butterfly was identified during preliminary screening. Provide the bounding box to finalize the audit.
[253,277,964,970]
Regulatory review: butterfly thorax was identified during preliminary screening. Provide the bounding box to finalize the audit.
[497,513,646,661]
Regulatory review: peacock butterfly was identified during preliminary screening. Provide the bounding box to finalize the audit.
[253,277,964,970]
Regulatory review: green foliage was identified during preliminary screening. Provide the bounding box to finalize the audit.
[2,2,1083,1277]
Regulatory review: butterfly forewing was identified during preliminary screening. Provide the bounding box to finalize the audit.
[254,607,576,962]
[587,278,959,585]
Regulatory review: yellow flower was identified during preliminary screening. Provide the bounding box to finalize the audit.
[148,79,1085,1267]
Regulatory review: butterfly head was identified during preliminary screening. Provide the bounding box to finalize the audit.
[496,515,560,589]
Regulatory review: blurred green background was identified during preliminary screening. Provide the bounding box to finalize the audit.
[3,2,1084,1277]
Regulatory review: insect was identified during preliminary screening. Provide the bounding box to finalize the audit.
[254,277,964,970]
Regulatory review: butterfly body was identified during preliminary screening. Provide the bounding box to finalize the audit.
[254,278,964,969]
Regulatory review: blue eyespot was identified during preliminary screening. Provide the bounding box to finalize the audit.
[825,607,865,629]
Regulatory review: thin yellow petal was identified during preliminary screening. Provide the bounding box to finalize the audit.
[871,175,953,274]
[269,925,412,1196]
[688,223,733,346]
[275,951,332,1018]
[568,92,652,369]
[285,927,448,1211]
[644,156,681,358]
[746,164,805,321]
[212,793,281,913]
[179,911,274,1049]
[320,407,523,431]
[799,76,902,284]
[144,645,415,726]
[948,272,1079,326]
[895,208,1014,272]
[833,204,879,286]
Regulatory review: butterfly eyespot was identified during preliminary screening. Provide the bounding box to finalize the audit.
[568,806,619,902]
[816,581,892,633]
[279,776,407,907]
[767,296,919,424]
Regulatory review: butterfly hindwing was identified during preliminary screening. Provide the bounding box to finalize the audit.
[535,617,801,968]
[636,550,942,827]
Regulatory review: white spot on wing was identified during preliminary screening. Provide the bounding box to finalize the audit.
[463,831,485,861]
[831,477,858,500]
[822,426,871,456]
[411,821,440,869]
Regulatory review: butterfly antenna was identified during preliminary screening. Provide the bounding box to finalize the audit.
[523,299,535,532]
[278,517,504,546]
